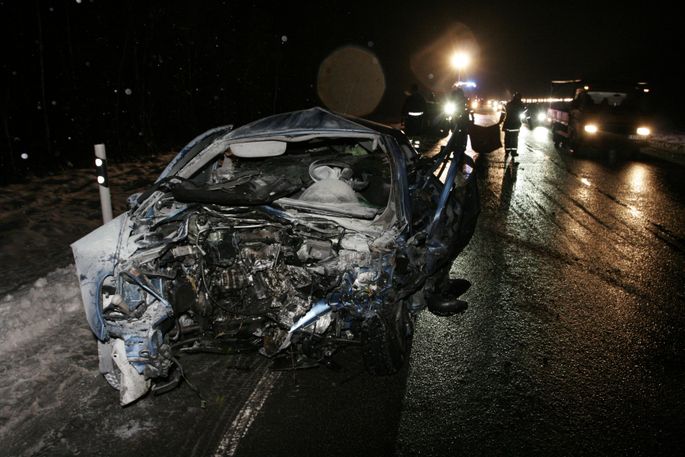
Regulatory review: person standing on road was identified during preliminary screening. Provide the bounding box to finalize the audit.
[499,92,526,156]
[449,87,473,151]
[401,83,427,137]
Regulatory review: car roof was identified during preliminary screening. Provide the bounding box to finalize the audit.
[225,106,381,140]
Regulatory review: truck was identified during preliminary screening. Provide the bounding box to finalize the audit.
[547,80,653,152]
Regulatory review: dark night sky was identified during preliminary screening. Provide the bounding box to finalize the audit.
[1,0,681,180]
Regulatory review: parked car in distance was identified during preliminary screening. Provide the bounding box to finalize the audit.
[548,80,653,152]
[523,102,549,129]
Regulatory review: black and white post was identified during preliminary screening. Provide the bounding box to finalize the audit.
[94,144,113,224]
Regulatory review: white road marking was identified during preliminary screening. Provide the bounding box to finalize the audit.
[213,367,281,457]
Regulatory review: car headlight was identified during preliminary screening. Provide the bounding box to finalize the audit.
[536,112,546,122]
[636,127,651,136]
[443,102,456,116]
[584,123,599,134]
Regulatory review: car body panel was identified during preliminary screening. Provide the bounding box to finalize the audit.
[71,213,130,340]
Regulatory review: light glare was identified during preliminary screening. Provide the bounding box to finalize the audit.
[450,52,470,70]
[584,124,599,134]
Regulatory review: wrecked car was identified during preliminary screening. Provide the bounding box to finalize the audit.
[72,107,479,405]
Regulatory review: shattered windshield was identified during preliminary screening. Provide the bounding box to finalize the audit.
[170,138,392,221]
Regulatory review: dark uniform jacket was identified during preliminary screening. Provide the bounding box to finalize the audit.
[502,100,526,130]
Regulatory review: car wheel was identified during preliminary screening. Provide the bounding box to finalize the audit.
[551,124,562,148]
[568,125,585,153]
[361,300,411,375]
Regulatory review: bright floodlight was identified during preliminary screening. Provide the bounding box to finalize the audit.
[443,101,456,116]
[584,123,599,134]
[450,52,470,70]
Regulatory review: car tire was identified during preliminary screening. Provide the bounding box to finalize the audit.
[362,300,411,375]
[551,124,563,148]
[568,123,586,154]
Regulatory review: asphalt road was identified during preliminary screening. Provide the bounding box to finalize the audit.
[232,126,685,456]
[3,125,684,456]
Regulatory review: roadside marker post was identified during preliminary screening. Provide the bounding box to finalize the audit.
[94,144,113,224]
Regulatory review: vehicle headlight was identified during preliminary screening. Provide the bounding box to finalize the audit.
[584,123,599,134]
[519,113,526,121]
[471,100,479,109]
[636,126,651,136]
[536,112,546,122]
[443,101,456,116]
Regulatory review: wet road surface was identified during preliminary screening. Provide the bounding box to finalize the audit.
[233,126,685,456]
[3,126,684,456]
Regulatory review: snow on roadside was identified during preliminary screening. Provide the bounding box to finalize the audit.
[647,133,685,153]
[0,151,176,297]
[0,265,81,357]
[0,151,173,359]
